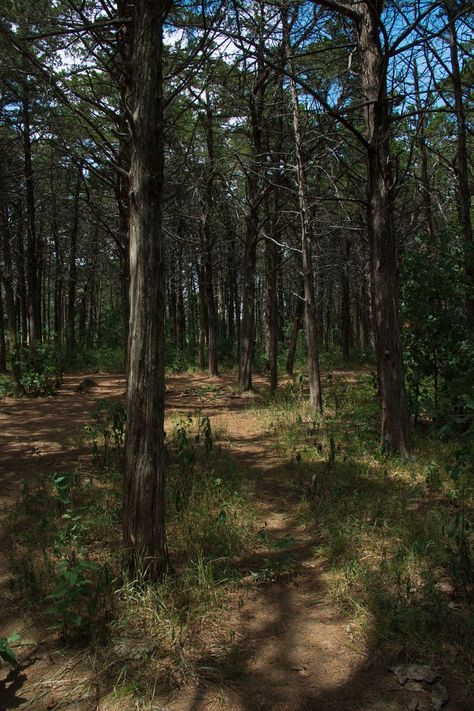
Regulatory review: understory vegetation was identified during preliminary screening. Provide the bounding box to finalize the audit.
[5,367,473,704]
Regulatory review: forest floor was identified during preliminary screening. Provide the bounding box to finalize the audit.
[0,371,472,711]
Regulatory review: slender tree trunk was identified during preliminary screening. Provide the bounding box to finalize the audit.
[176,238,186,351]
[67,163,82,353]
[0,157,21,383]
[0,283,6,372]
[238,12,267,390]
[323,279,332,352]
[202,96,218,376]
[123,0,171,579]
[22,87,42,344]
[239,210,258,390]
[14,199,28,345]
[266,235,278,392]
[446,5,473,321]
[1,227,21,383]
[284,11,322,413]
[286,284,304,376]
[198,262,207,370]
[340,237,351,361]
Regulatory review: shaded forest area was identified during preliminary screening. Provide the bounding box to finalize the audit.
[0,1,473,710]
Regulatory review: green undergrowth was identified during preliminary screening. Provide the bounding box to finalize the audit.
[7,405,259,697]
[254,370,474,671]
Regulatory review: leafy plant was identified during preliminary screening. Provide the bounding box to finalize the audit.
[18,342,62,397]
[0,375,15,398]
[0,634,21,667]
[46,555,101,636]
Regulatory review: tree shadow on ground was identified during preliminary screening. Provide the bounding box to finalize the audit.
[175,437,474,711]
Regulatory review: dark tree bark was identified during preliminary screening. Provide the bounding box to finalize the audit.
[239,207,259,390]
[323,278,332,353]
[0,281,6,372]
[176,237,186,351]
[446,3,473,321]
[0,156,21,383]
[266,229,278,393]
[356,2,409,454]
[67,163,82,353]
[198,262,207,370]
[15,199,28,345]
[238,14,267,391]
[340,237,351,361]
[123,0,172,579]
[202,94,218,376]
[22,86,42,344]
[286,284,304,376]
[284,10,322,414]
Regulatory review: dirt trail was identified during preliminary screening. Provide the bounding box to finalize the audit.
[0,372,465,710]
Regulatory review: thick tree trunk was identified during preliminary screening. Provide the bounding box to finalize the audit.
[123,0,171,579]
[357,3,409,454]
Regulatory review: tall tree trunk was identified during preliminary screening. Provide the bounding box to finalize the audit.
[22,86,42,344]
[284,11,322,414]
[413,61,436,243]
[123,0,171,579]
[1,223,21,383]
[286,284,304,376]
[176,238,186,351]
[446,4,473,321]
[198,262,207,370]
[15,199,28,345]
[67,163,82,353]
[0,282,6,372]
[357,2,409,454]
[239,209,258,390]
[323,279,332,353]
[238,7,267,390]
[340,237,351,361]
[265,183,279,393]
[202,95,218,376]
[0,156,21,383]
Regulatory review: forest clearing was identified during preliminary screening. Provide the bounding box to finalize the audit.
[0,0,473,709]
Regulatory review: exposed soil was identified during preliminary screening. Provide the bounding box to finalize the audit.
[0,372,470,710]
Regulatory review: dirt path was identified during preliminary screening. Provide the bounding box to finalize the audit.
[0,372,465,710]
